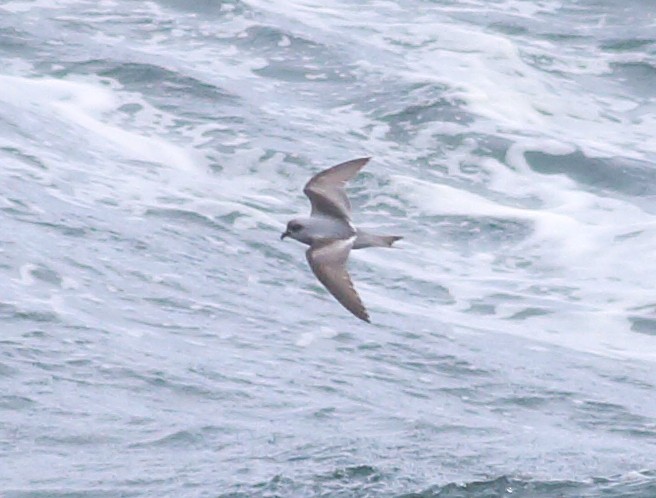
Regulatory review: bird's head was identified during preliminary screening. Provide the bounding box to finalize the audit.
[281,218,312,244]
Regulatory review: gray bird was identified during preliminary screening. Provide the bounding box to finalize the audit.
[281,157,402,322]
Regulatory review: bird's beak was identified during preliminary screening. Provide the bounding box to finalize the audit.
[280,231,290,240]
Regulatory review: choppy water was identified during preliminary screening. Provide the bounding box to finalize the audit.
[1,0,656,496]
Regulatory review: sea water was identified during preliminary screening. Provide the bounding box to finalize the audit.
[1,0,655,496]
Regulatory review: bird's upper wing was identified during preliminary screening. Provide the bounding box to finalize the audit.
[303,157,370,221]
[306,237,370,322]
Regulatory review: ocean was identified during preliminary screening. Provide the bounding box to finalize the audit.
[1,0,655,496]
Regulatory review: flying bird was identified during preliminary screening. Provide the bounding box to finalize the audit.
[281,157,402,322]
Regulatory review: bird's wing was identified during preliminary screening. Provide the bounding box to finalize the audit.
[303,157,370,221]
[306,237,370,322]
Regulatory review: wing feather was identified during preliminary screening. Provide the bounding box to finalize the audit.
[303,157,370,220]
[306,237,370,322]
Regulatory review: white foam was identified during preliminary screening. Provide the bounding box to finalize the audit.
[356,6,656,160]
[0,74,238,215]
[387,155,656,361]
[14,263,38,286]
[0,74,196,177]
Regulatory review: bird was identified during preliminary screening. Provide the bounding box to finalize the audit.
[281,157,402,322]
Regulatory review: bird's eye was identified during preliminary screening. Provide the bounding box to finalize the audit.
[290,224,301,232]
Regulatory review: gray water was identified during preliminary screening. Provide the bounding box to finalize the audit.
[1,0,656,496]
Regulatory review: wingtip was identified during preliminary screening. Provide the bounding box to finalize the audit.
[345,157,371,168]
[349,157,371,166]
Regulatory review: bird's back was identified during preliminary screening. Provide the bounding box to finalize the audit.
[307,215,355,242]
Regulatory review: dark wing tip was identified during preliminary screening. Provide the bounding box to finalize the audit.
[308,157,372,185]
[350,157,372,168]
[350,299,371,323]
[347,301,370,323]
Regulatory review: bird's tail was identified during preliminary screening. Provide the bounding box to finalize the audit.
[353,230,403,249]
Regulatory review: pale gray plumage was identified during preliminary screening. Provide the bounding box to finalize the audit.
[281,157,402,322]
